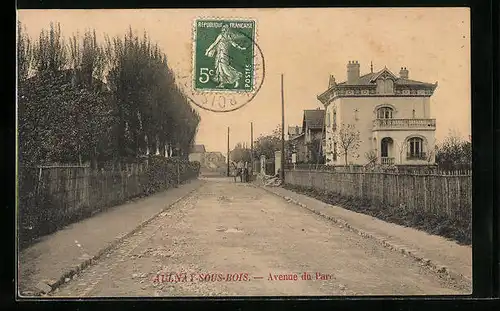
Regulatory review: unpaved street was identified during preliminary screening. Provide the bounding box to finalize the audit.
[50,177,465,297]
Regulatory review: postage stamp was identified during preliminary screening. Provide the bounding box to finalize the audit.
[193,19,256,93]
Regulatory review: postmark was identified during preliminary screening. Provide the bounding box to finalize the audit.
[175,17,265,113]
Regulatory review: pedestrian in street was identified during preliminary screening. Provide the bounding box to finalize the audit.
[231,162,238,182]
[244,162,249,183]
[237,161,244,182]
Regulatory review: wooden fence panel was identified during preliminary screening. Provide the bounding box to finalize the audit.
[18,161,200,248]
[284,169,472,224]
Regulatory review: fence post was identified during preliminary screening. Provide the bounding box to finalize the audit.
[423,174,428,213]
[456,176,461,222]
[177,162,180,186]
[444,173,450,216]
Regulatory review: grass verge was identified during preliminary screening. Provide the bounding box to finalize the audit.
[283,183,471,246]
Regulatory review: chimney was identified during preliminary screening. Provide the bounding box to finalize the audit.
[328,75,336,88]
[399,67,409,79]
[347,60,360,84]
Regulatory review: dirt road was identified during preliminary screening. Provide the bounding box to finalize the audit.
[50,177,465,297]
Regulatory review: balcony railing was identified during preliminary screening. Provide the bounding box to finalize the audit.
[381,157,395,165]
[406,152,427,160]
[373,118,436,130]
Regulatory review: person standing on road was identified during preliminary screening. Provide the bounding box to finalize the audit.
[244,162,249,183]
[237,161,244,182]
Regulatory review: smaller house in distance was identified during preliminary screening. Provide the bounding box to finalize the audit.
[188,144,206,163]
[204,151,226,169]
[288,109,325,164]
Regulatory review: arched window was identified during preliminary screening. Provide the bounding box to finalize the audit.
[377,107,393,119]
[407,137,424,159]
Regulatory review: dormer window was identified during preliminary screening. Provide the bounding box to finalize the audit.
[377,107,393,119]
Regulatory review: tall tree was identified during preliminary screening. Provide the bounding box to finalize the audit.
[33,22,67,75]
[17,21,33,81]
[253,125,282,160]
[230,143,252,163]
[19,24,200,166]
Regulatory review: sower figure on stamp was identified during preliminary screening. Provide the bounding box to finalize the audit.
[205,24,246,88]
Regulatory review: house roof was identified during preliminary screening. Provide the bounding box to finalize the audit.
[317,67,438,104]
[190,144,206,153]
[303,109,325,129]
[335,68,436,87]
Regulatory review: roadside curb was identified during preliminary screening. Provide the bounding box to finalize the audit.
[29,179,205,297]
[254,183,471,291]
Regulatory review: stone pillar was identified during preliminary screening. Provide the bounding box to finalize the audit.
[260,155,266,175]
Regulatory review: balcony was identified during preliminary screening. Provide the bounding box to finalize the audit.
[373,118,436,131]
[381,157,395,165]
[406,152,427,160]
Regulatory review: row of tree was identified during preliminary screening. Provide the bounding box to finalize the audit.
[18,22,200,167]
[230,123,471,170]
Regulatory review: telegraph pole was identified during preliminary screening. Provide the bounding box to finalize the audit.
[227,126,230,177]
[250,122,254,173]
[280,74,285,181]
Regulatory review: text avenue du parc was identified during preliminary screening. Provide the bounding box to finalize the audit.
[152,272,333,283]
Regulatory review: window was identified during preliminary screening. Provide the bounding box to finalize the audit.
[380,137,393,157]
[407,137,424,159]
[377,107,393,119]
[333,142,337,160]
[326,112,331,127]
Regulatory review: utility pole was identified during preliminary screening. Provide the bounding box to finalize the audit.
[280,74,285,181]
[250,122,254,173]
[227,126,230,177]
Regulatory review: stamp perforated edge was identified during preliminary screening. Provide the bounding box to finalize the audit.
[190,16,260,95]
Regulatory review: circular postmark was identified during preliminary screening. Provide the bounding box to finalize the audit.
[176,18,265,113]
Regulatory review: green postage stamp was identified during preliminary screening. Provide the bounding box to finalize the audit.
[193,19,256,92]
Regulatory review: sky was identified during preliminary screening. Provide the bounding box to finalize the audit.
[18,8,471,154]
